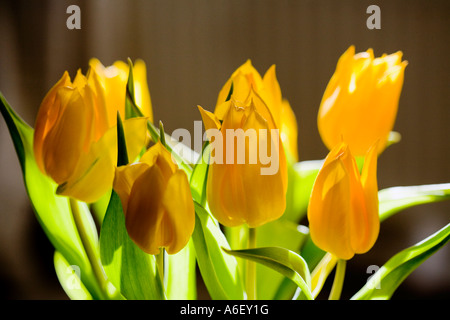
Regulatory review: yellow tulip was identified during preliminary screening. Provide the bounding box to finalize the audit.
[113,142,195,255]
[199,89,288,228]
[318,46,407,156]
[216,60,298,161]
[33,62,149,203]
[307,141,379,260]
[89,58,153,124]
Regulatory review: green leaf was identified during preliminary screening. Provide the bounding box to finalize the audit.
[192,202,245,300]
[190,142,210,206]
[166,240,197,300]
[116,112,129,166]
[0,92,104,299]
[99,112,165,300]
[99,191,166,300]
[53,251,93,300]
[272,233,327,300]
[379,183,450,222]
[223,246,313,300]
[90,189,112,228]
[352,223,450,300]
[125,59,141,120]
[283,159,323,223]
[255,221,309,299]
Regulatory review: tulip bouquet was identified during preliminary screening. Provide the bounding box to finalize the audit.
[1,46,449,301]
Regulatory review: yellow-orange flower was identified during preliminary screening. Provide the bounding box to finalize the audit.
[318,46,407,156]
[199,89,288,228]
[89,58,153,124]
[33,61,149,203]
[113,142,195,255]
[307,142,379,260]
[216,60,298,161]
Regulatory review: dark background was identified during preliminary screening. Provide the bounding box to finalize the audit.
[0,0,449,299]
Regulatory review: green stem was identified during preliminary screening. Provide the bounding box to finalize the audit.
[246,227,257,300]
[69,198,108,299]
[329,259,347,300]
[156,248,165,287]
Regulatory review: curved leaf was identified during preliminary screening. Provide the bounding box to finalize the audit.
[255,221,309,299]
[192,202,245,300]
[223,246,313,300]
[54,251,93,300]
[379,183,450,222]
[352,223,450,300]
[189,142,210,206]
[99,191,165,300]
[0,92,104,299]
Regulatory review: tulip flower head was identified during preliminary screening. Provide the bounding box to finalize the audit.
[307,141,379,260]
[33,68,117,203]
[318,46,407,157]
[217,59,299,161]
[199,89,288,228]
[89,58,153,123]
[33,60,150,203]
[113,142,195,255]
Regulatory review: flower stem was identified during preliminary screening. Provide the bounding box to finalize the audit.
[69,198,108,299]
[246,227,257,300]
[156,248,165,287]
[328,259,347,300]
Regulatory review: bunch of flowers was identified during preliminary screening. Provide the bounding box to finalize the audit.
[1,46,448,300]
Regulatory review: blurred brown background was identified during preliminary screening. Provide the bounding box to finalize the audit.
[0,0,449,299]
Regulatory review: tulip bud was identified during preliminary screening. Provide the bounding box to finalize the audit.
[33,62,149,203]
[318,46,407,156]
[89,58,153,124]
[199,89,288,228]
[113,142,195,255]
[216,60,298,161]
[33,69,116,203]
[307,142,379,260]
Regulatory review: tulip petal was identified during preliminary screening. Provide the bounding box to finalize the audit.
[207,104,247,227]
[113,162,150,216]
[125,165,167,255]
[216,59,263,109]
[280,99,299,161]
[41,87,92,184]
[198,105,222,132]
[207,161,246,227]
[133,59,153,122]
[340,147,372,254]
[122,117,149,162]
[89,58,127,123]
[56,126,116,203]
[161,170,195,254]
[357,142,380,254]
[87,68,110,138]
[308,158,354,260]
[262,64,282,123]
[140,141,177,178]
[240,108,287,227]
[34,71,72,174]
